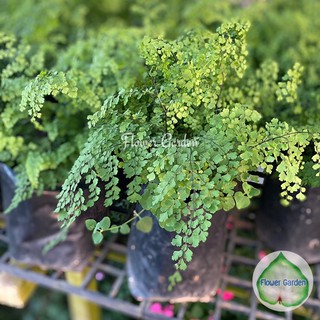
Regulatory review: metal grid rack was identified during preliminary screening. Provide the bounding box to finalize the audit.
[215,213,320,320]
[0,212,320,320]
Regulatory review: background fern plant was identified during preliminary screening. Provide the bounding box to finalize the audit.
[239,0,320,188]
[0,25,144,211]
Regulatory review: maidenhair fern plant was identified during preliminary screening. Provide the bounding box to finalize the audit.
[0,32,88,210]
[22,22,319,287]
[0,27,144,211]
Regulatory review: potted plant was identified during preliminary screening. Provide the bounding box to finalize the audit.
[43,20,319,301]
[0,32,99,270]
[0,22,143,270]
[244,61,320,263]
[235,0,320,262]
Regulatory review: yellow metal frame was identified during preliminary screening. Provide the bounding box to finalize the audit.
[0,262,43,308]
[65,268,101,320]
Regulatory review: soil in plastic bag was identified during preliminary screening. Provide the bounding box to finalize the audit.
[0,163,108,271]
[256,177,320,264]
[127,205,228,303]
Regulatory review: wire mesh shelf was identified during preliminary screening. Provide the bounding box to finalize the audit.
[0,211,319,320]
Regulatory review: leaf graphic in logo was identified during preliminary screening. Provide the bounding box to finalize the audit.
[257,252,309,307]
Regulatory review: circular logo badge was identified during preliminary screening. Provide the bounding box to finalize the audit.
[252,251,313,312]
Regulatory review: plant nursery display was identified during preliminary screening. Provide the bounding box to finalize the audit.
[0,0,319,311]
[48,22,318,299]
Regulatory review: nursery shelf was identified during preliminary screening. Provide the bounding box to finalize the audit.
[0,212,320,320]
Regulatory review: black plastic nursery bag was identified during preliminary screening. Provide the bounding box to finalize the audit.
[0,163,105,271]
[127,206,228,303]
[256,178,320,264]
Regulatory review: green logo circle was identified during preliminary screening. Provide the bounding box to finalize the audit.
[252,251,313,312]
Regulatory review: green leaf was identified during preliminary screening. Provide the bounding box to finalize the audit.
[251,110,262,122]
[136,216,153,233]
[147,172,156,181]
[161,199,174,212]
[243,182,261,197]
[202,220,211,231]
[96,217,111,230]
[120,224,130,234]
[172,235,182,247]
[172,250,183,261]
[25,151,44,188]
[296,192,306,201]
[185,248,193,262]
[85,219,96,231]
[179,259,187,270]
[234,191,250,209]
[92,232,103,245]
[222,196,235,211]
[110,225,120,233]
